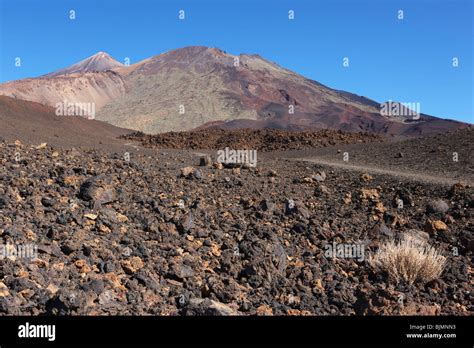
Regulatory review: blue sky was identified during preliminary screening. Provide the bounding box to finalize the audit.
[0,0,472,123]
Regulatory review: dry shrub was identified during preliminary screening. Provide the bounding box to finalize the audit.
[369,235,446,285]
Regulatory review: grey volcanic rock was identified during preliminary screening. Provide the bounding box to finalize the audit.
[79,175,117,209]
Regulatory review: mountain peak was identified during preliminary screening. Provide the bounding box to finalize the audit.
[45,51,123,77]
[91,51,111,58]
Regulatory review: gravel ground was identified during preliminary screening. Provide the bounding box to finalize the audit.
[0,138,472,316]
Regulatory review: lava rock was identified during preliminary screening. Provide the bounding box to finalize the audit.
[79,176,117,208]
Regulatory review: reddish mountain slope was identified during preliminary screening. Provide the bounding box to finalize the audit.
[0,96,131,149]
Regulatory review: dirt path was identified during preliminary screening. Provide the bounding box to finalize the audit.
[191,149,468,186]
[289,157,468,186]
[124,142,142,150]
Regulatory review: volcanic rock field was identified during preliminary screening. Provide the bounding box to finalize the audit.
[0,129,472,316]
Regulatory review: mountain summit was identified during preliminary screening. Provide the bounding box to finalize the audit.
[44,52,124,77]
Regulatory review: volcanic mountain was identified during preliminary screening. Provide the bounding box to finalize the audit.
[0,46,468,135]
[44,51,124,77]
[0,52,126,111]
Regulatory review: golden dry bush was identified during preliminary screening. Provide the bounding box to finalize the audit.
[369,235,446,285]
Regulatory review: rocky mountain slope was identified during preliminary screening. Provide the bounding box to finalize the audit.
[0,72,125,111]
[0,47,468,135]
[0,96,131,149]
